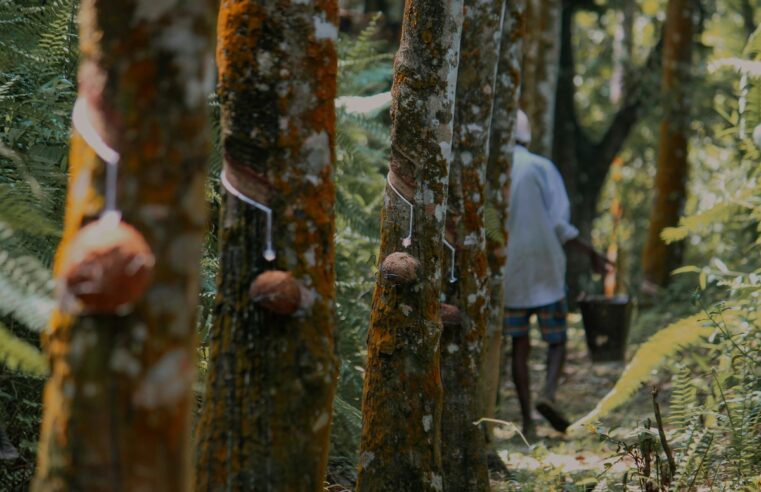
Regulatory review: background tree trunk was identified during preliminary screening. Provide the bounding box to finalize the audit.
[356,0,463,489]
[33,1,214,490]
[478,0,526,443]
[642,0,694,288]
[194,1,339,490]
[520,0,562,157]
[553,0,663,300]
[441,0,504,488]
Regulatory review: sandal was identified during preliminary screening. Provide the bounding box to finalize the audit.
[535,399,570,433]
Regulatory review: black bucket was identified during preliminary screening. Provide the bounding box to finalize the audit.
[578,294,632,363]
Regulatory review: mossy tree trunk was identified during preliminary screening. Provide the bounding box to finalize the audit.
[441,0,505,488]
[194,1,339,490]
[33,1,215,490]
[478,0,526,444]
[520,0,561,157]
[356,0,463,490]
[642,0,694,288]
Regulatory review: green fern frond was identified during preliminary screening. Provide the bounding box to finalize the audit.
[0,322,48,376]
[669,366,698,431]
[0,189,61,237]
[484,203,505,246]
[0,246,55,331]
[339,109,391,146]
[337,14,392,96]
[570,313,721,432]
[662,201,737,243]
[673,422,714,489]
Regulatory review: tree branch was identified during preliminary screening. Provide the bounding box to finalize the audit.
[591,32,664,173]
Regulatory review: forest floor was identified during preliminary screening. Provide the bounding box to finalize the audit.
[489,314,672,491]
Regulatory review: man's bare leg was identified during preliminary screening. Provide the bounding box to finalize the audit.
[535,340,570,432]
[542,341,566,402]
[511,335,534,436]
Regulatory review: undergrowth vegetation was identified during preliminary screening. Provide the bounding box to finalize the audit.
[0,2,759,491]
[567,26,761,490]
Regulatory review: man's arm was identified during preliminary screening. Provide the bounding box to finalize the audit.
[565,237,614,275]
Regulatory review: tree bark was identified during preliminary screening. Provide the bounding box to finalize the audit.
[194,1,339,490]
[642,0,694,288]
[356,0,463,490]
[478,0,526,443]
[520,0,562,157]
[33,1,215,490]
[441,0,505,489]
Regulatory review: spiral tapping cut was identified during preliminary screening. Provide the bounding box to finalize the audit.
[220,169,276,261]
[72,97,121,220]
[386,173,414,248]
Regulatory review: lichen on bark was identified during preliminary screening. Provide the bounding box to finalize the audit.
[478,0,526,443]
[356,0,463,490]
[194,1,339,491]
[440,0,506,488]
[33,1,215,490]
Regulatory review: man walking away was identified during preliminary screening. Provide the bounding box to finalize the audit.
[504,110,608,437]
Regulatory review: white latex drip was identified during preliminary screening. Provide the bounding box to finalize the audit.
[220,169,275,261]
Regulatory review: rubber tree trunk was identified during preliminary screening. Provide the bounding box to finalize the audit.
[441,0,504,488]
[33,2,214,490]
[194,2,339,491]
[642,0,694,287]
[356,0,463,490]
[520,0,561,157]
[478,0,526,444]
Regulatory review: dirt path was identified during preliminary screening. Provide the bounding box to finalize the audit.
[489,316,669,491]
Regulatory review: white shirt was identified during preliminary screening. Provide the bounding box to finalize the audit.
[504,145,579,308]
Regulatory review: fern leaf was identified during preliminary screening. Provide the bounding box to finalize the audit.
[674,423,714,489]
[569,313,722,432]
[0,248,55,331]
[662,201,737,243]
[0,321,48,376]
[483,203,505,246]
[669,366,698,432]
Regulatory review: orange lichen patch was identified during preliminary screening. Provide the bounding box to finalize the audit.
[53,133,102,277]
[216,2,264,82]
[61,216,155,314]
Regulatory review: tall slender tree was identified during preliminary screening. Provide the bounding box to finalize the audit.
[33,1,215,490]
[642,0,695,288]
[479,0,526,443]
[440,0,505,488]
[194,1,339,490]
[356,0,464,489]
[520,0,562,157]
